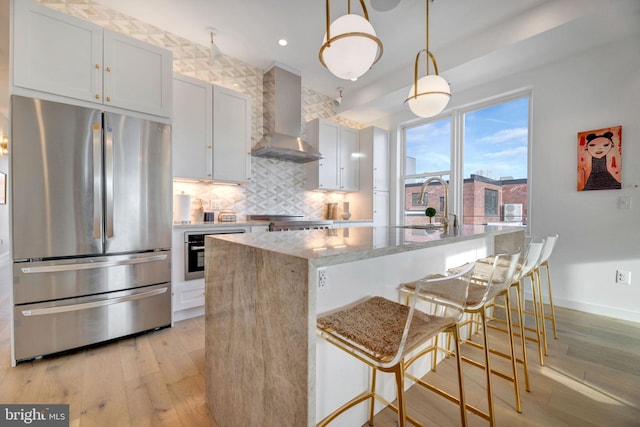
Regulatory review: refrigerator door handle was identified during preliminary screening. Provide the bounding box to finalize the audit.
[105,123,115,239]
[92,123,103,241]
[20,253,168,274]
[20,286,168,317]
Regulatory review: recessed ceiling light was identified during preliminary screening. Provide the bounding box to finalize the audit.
[278,39,288,46]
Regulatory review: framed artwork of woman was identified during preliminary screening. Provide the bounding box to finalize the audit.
[577,125,622,191]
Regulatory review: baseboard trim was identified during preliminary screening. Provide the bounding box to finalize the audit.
[551,297,640,323]
[523,288,640,323]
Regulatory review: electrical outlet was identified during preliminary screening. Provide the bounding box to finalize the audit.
[616,270,631,285]
[318,268,328,291]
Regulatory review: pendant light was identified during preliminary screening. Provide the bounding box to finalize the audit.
[404,0,451,118]
[319,0,383,80]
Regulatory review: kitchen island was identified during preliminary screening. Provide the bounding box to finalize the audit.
[204,225,524,427]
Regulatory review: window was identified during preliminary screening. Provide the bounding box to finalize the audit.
[411,192,426,207]
[484,189,498,216]
[402,92,530,228]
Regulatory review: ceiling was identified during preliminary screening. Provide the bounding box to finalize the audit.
[94,0,640,124]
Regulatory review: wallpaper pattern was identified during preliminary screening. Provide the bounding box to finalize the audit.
[38,0,363,221]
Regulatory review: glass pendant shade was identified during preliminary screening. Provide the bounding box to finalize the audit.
[320,14,380,80]
[406,74,451,118]
[404,0,451,118]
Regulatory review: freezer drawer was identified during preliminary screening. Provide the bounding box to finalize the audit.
[13,251,171,305]
[13,283,171,362]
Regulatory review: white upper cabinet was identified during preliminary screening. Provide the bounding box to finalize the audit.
[102,30,172,117]
[306,119,359,192]
[13,1,103,103]
[12,1,172,118]
[172,75,251,183]
[212,85,252,184]
[172,74,212,180]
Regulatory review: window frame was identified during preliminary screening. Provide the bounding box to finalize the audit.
[484,188,499,216]
[400,89,532,233]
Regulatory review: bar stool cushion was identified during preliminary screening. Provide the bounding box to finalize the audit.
[318,296,454,361]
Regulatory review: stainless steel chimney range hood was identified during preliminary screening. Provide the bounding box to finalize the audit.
[251,66,323,163]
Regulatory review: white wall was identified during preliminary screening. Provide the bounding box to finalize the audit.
[379,34,640,322]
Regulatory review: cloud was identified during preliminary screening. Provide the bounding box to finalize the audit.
[483,146,528,159]
[478,127,528,144]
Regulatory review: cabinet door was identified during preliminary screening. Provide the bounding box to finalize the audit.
[373,191,390,227]
[13,1,103,103]
[373,128,390,191]
[340,127,359,191]
[103,30,173,117]
[212,86,251,183]
[172,74,212,179]
[317,121,340,190]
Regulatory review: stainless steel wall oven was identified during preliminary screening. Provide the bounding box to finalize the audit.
[184,229,247,280]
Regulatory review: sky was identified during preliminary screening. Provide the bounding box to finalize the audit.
[405,96,529,180]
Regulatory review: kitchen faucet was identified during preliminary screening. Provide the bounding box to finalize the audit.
[418,176,457,229]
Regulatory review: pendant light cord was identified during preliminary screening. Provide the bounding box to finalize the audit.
[425,0,430,75]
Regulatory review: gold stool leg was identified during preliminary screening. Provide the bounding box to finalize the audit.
[367,368,377,426]
[480,309,496,427]
[535,267,549,356]
[528,272,545,366]
[504,288,522,413]
[543,261,559,339]
[393,362,407,427]
[452,325,469,427]
[513,282,531,392]
[431,333,440,371]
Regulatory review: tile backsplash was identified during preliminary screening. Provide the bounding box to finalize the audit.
[40,0,365,222]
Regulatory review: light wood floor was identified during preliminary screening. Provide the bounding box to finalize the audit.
[1,255,639,426]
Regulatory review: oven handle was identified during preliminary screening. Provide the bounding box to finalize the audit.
[20,286,168,317]
[190,246,205,251]
[20,254,168,274]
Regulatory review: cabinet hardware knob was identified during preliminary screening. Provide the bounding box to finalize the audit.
[208,145,212,149]
[106,96,111,102]
[95,64,100,69]
[106,67,111,72]
[95,94,100,99]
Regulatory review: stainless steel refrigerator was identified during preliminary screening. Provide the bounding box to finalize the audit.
[11,95,172,363]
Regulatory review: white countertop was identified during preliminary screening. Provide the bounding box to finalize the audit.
[207,224,525,267]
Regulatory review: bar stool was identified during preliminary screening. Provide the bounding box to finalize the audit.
[535,234,559,355]
[500,240,547,366]
[482,242,546,368]
[399,251,521,426]
[316,262,476,427]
